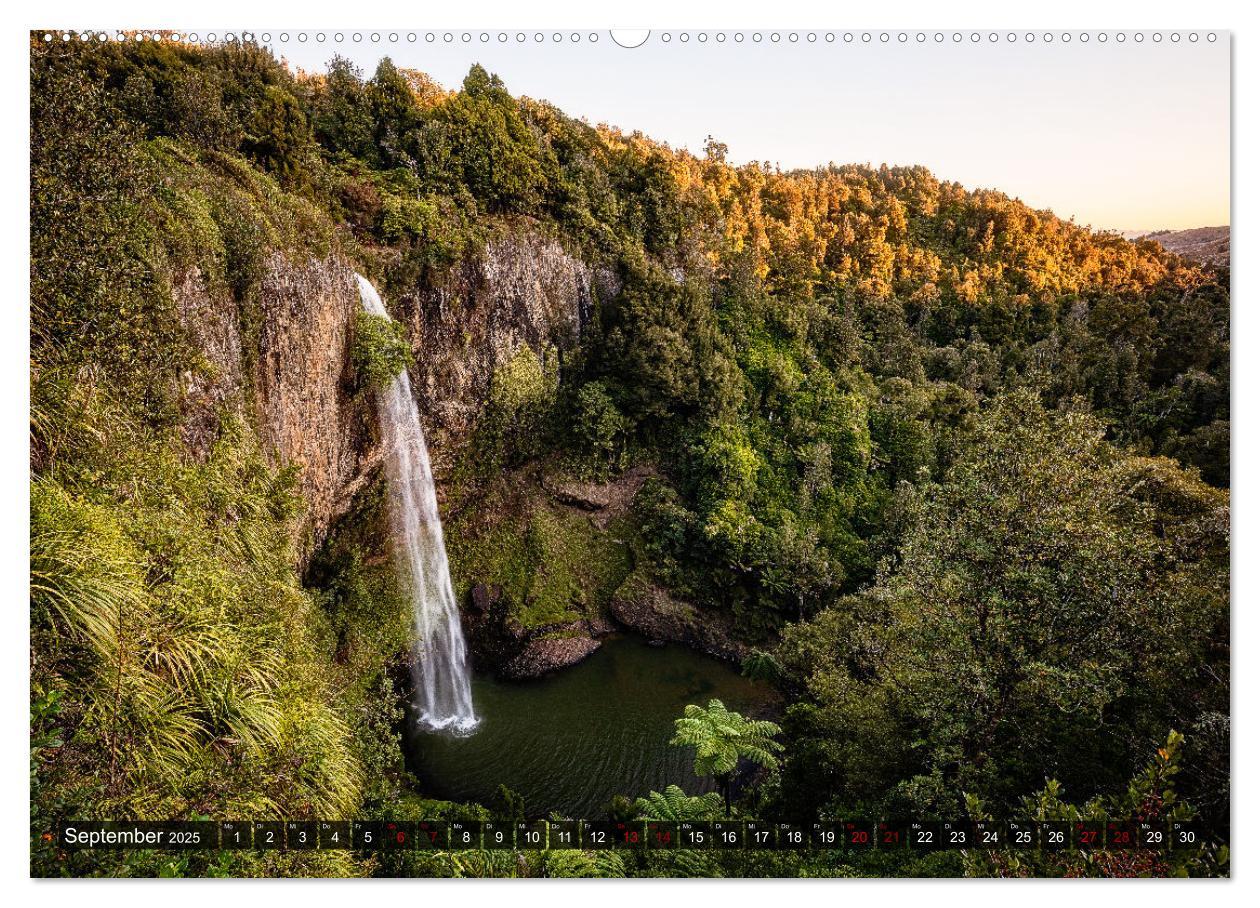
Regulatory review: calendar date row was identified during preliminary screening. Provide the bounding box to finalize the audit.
[58,819,1209,852]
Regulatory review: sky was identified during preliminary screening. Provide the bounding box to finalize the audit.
[264,29,1230,233]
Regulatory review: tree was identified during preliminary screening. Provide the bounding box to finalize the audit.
[310,55,373,159]
[670,699,783,816]
[244,86,309,182]
[492,784,526,822]
[572,380,629,475]
[367,57,421,167]
[418,65,548,212]
[484,345,558,465]
[601,269,744,427]
[778,391,1228,816]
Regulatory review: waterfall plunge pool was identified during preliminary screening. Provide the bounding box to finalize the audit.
[402,635,778,817]
[359,272,773,814]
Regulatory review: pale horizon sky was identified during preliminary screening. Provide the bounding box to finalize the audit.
[266,30,1230,233]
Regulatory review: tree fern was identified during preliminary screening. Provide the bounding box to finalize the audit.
[634,785,722,821]
[670,699,783,815]
[741,649,784,684]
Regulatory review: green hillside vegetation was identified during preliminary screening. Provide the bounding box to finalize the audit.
[30,36,1229,877]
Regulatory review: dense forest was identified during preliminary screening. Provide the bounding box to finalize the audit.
[30,35,1229,878]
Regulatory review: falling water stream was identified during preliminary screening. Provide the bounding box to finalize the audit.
[356,274,478,734]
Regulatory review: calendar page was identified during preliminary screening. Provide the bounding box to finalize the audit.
[28,24,1230,881]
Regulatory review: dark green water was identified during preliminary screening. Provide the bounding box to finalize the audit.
[403,636,776,817]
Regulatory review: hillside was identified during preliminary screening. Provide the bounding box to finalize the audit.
[1141,226,1230,267]
[30,36,1230,878]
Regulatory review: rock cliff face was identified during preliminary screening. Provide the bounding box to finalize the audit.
[175,267,245,458]
[174,227,745,679]
[176,252,373,560]
[174,228,611,562]
[253,254,372,552]
[398,231,619,466]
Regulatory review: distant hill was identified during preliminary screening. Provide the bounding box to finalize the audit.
[1139,226,1230,267]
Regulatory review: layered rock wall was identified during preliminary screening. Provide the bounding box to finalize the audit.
[175,229,610,561]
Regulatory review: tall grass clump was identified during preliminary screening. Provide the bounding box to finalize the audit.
[30,377,364,830]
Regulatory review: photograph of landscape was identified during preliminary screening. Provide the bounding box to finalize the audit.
[29,29,1230,878]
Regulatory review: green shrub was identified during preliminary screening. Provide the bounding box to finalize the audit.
[481,345,558,465]
[352,311,413,389]
[380,194,442,243]
[571,381,628,476]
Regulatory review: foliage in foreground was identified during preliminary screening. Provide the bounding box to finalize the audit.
[965,731,1228,878]
[30,395,365,878]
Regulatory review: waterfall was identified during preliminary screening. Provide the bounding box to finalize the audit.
[355,274,479,734]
